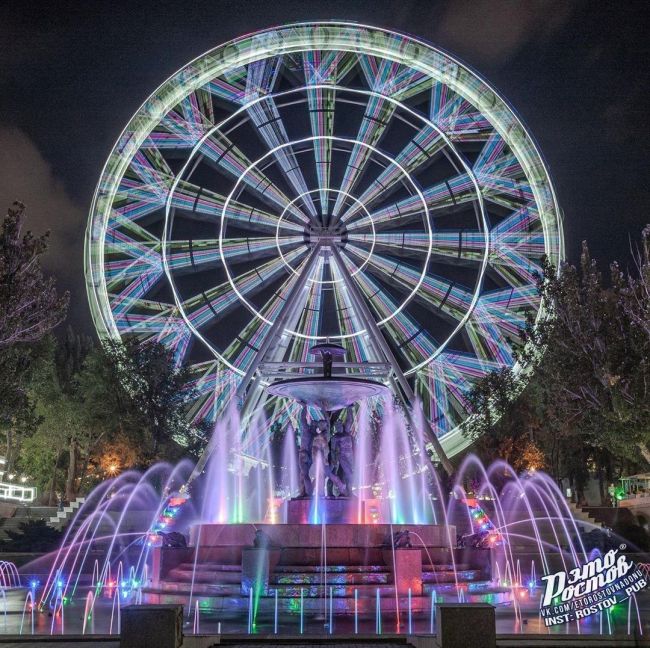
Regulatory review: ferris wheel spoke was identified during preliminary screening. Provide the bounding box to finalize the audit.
[421,351,503,402]
[347,229,487,265]
[205,56,319,221]
[488,206,546,286]
[106,294,194,365]
[344,245,474,324]
[346,171,477,233]
[165,235,303,274]
[330,95,397,220]
[334,252,438,368]
[429,80,494,143]
[306,86,335,221]
[180,247,307,330]
[245,96,318,221]
[224,262,313,371]
[338,123,447,223]
[331,54,431,220]
[114,150,177,223]
[348,132,534,233]
[284,258,327,363]
[329,263,376,363]
[303,51,356,221]
[104,221,163,289]
[197,130,310,224]
[170,179,303,235]
[184,360,237,423]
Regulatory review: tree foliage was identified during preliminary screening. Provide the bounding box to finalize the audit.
[0,202,68,349]
[464,226,650,499]
[98,339,205,459]
[7,333,206,502]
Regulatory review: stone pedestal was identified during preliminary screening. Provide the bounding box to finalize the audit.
[241,548,280,595]
[436,603,495,648]
[120,604,182,648]
[286,496,353,523]
[383,547,423,595]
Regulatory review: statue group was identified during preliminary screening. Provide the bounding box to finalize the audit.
[297,404,355,498]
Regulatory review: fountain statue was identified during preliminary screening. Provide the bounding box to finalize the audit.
[297,406,315,497]
[269,344,386,521]
[330,406,354,496]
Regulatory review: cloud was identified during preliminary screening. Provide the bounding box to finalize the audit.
[434,0,575,65]
[0,126,86,312]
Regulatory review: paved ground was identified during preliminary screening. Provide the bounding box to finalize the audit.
[1,636,650,647]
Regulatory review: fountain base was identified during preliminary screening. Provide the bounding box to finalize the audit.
[146,522,495,616]
[285,496,383,524]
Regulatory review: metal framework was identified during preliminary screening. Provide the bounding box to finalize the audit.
[85,22,564,462]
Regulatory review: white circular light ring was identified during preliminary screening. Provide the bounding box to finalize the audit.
[218,135,433,332]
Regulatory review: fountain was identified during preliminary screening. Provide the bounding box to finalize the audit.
[2,347,645,636]
[4,397,647,637]
[0,346,641,638]
[143,343,462,622]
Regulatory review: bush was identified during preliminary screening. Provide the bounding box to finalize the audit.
[0,519,62,553]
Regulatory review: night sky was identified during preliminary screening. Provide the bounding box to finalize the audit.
[1,0,648,333]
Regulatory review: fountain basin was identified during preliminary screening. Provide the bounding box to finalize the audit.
[266,377,389,411]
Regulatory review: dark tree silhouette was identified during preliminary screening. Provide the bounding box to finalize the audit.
[0,202,68,348]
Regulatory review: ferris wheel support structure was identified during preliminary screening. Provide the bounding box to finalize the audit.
[189,244,323,482]
[331,246,454,475]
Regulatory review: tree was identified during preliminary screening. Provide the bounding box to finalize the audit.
[0,202,68,349]
[99,339,204,460]
[0,520,62,553]
[464,227,650,502]
[0,202,68,464]
[20,330,110,502]
[23,335,88,503]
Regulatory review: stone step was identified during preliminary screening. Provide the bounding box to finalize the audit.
[278,547,385,565]
[422,569,481,583]
[176,562,241,572]
[422,580,505,595]
[155,580,425,599]
[143,588,512,612]
[154,580,241,595]
[271,571,390,586]
[47,497,86,529]
[422,563,471,571]
[167,568,242,584]
[273,565,389,574]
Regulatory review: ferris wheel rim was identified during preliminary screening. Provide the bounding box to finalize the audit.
[85,20,564,454]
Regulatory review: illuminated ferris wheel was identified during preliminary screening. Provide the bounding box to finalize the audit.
[86,22,563,463]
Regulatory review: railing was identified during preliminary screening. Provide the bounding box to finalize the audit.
[259,361,391,378]
[0,481,37,503]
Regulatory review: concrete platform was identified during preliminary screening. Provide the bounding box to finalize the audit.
[1,634,649,647]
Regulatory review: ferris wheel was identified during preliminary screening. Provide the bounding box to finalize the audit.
[85,22,563,463]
